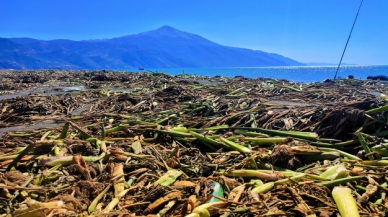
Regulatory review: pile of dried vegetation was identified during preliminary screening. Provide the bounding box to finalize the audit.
[0,69,387,216]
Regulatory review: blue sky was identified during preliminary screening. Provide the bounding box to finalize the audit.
[1,0,387,65]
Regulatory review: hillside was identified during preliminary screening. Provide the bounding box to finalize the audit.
[4,26,305,69]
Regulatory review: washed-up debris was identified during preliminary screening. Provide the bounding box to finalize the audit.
[0,69,388,216]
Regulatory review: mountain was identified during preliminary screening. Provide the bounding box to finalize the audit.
[0,38,80,69]
[255,51,305,66]
[3,25,305,69]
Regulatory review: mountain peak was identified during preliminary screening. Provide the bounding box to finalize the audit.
[157,25,177,31]
[133,25,215,44]
[138,25,187,37]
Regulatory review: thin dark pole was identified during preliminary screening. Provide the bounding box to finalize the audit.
[334,0,364,80]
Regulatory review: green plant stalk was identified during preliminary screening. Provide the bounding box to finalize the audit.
[371,144,388,156]
[365,104,388,115]
[275,174,305,185]
[189,131,223,147]
[158,130,193,138]
[228,87,245,95]
[85,138,113,145]
[332,186,360,217]
[154,169,183,186]
[243,137,288,144]
[10,175,34,204]
[364,114,386,123]
[159,109,174,114]
[54,147,60,156]
[282,86,300,92]
[319,165,348,180]
[318,147,361,160]
[305,174,330,181]
[318,176,365,187]
[192,106,207,113]
[251,182,274,201]
[220,137,251,154]
[127,175,136,186]
[295,163,315,172]
[232,127,318,140]
[171,127,189,133]
[256,163,293,172]
[156,114,177,124]
[9,134,31,137]
[203,125,229,131]
[358,133,374,160]
[361,160,388,166]
[104,124,129,135]
[33,164,62,185]
[101,123,106,141]
[317,138,342,143]
[189,201,228,217]
[333,139,359,147]
[2,147,25,156]
[225,136,241,141]
[101,189,130,214]
[56,122,69,139]
[294,138,333,147]
[355,185,366,191]
[0,154,23,162]
[375,199,383,204]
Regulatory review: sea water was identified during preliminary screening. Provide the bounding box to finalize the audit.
[116,65,388,83]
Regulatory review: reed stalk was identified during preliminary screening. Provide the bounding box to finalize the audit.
[220,137,251,154]
[318,147,361,161]
[232,127,318,140]
[358,133,374,160]
[318,176,365,187]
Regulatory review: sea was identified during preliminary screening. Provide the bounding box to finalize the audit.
[116,65,388,83]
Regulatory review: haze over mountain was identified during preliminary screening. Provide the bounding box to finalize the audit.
[1,25,305,69]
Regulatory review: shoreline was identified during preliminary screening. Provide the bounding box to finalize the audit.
[2,65,388,83]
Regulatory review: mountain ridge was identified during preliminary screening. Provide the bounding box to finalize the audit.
[2,25,305,69]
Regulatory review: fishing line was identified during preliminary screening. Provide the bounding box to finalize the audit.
[333,0,364,80]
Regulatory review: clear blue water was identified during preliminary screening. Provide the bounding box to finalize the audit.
[114,65,388,83]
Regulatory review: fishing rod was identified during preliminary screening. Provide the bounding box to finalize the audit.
[333,0,364,80]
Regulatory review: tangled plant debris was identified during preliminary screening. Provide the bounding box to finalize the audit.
[0,69,388,216]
